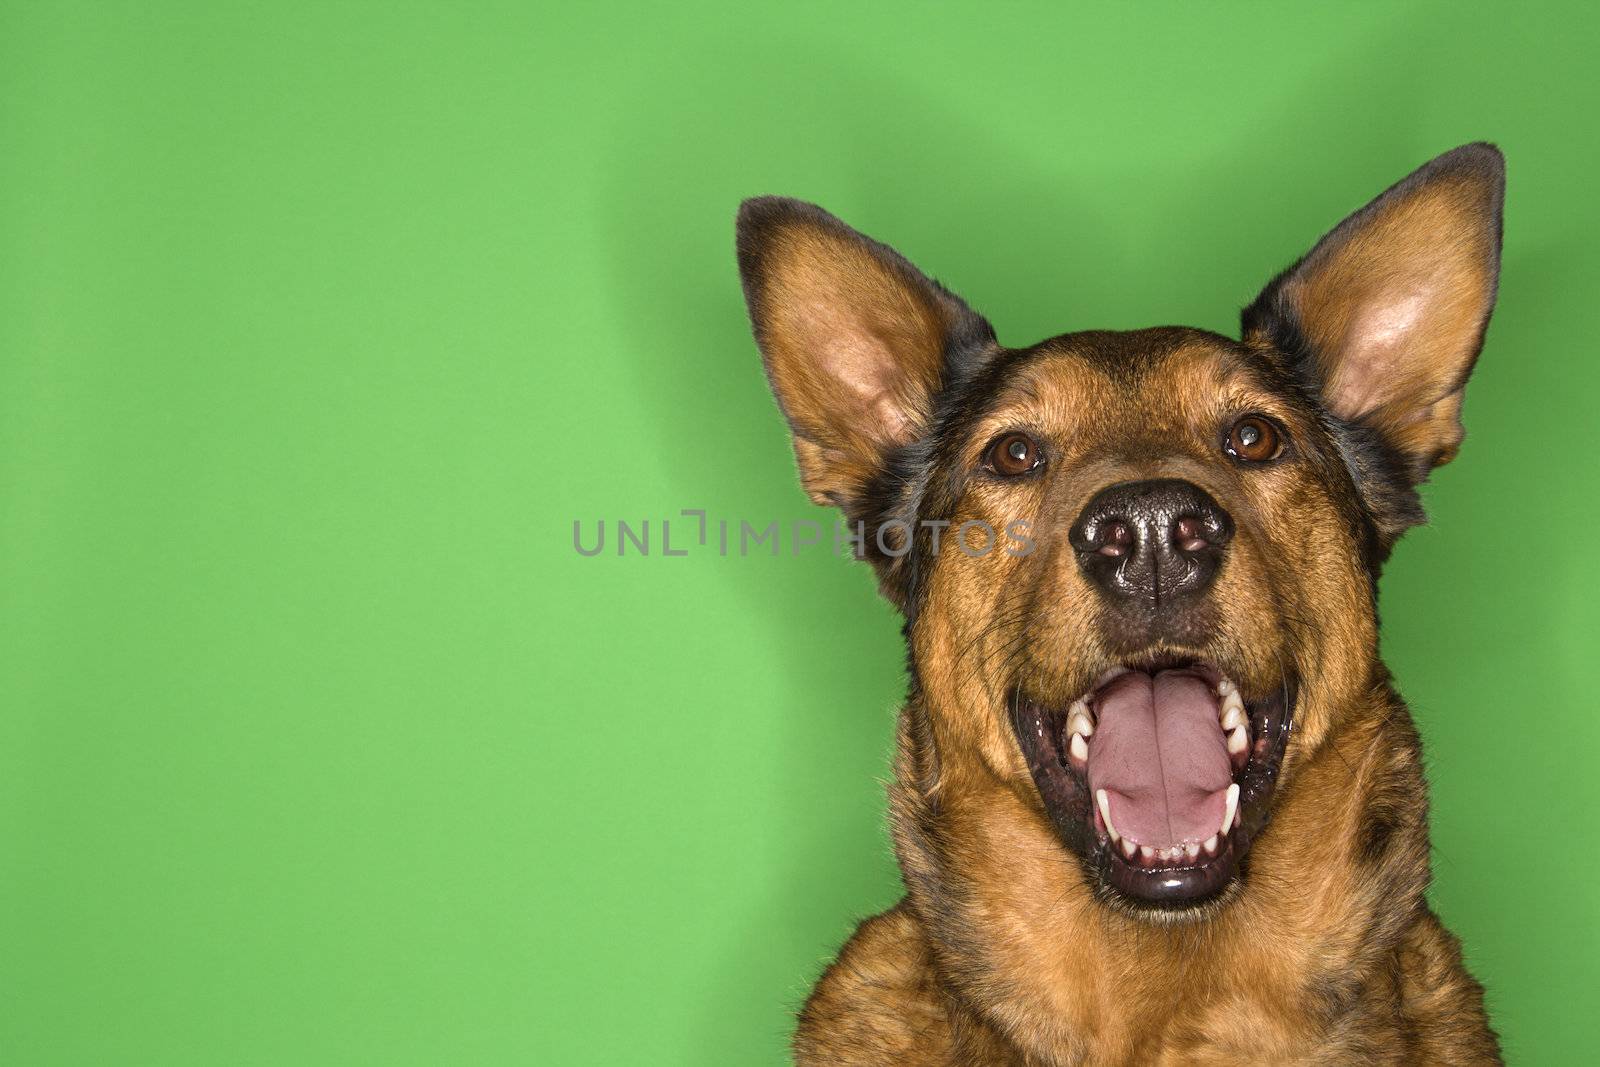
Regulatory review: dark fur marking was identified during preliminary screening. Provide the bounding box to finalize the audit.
[1359,808,1401,867]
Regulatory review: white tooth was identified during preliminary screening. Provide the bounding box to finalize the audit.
[1221,703,1245,731]
[1184,841,1200,861]
[1227,726,1249,757]
[1068,707,1095,737]
[1221,783,1240,836]
[1069,732,1089,764]
[1222,689,1245,720]
[1096,789,1119,842]
[1217,678,1238,697]
[1139,845,1155,863]
[1203,834,1219,855]
[1122,837,1137,860]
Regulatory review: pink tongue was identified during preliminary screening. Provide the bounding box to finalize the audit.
[1086,671,1231,848]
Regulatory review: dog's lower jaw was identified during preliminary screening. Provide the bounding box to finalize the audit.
[793,693,1502,1066]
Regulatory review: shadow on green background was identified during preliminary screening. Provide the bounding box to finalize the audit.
[1,2,1594,1063]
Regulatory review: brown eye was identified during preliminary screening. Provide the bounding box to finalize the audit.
[987,432,1043,476]
[1226,415,1283,463]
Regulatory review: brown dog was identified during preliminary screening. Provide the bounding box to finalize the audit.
[735,144,1504,1065]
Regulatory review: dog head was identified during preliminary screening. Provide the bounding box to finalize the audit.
[735,145,1503,914]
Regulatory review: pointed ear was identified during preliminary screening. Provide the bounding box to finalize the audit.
[1242,143,1505,481]
[736,197,995,509]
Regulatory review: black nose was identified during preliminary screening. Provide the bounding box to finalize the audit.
[1069,479,1233,607]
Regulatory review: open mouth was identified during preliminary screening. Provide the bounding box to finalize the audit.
[1010,659,1295,910]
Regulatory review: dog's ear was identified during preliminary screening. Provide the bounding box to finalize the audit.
[1243,144,1504,484]
[736,197,995,510]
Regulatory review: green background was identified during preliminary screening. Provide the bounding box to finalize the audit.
[1,2,1594,1063]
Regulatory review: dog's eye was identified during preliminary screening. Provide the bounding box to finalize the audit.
[1225,415,1283,463]
[987,432,1044,477]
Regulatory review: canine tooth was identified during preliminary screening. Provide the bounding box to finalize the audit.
[1203,834,1219,856]
[1227,726,1249,757]
[1069,732,1089,764]
[1096,789,1119,842]
[1068,706,1095,737]
[1220,703,1245,731]
[1139,845,1155,863]
[1221,783,1240,836]
[1184,841,1200,861]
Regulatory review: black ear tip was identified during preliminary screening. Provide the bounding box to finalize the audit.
[1433,142,1506,186]
[734,197,838,299]
[1455,141,1504,163]
[736,195,785,228]
[736,196,835,240]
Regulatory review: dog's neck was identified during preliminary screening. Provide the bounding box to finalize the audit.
[887,683,1431,1063]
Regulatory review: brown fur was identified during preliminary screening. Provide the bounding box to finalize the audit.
[737,145,1504,1064]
